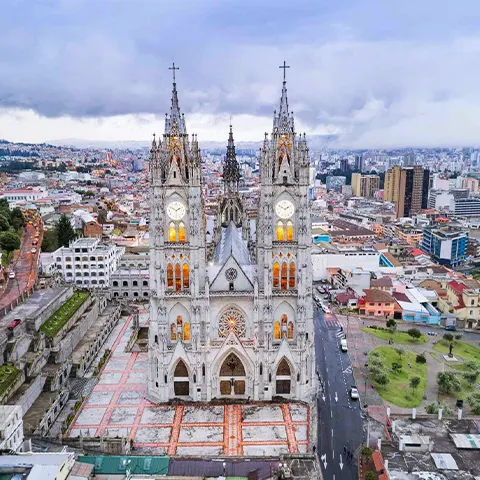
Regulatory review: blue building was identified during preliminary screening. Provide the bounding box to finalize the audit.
[421,227,468,268]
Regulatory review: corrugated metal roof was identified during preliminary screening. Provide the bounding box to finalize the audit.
[78,456,169,475]
[450,433,480,449]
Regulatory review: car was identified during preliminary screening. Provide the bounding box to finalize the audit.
[8,271,15,279]
[350,387,359,400]
[7,319,21,330]
[31,248,37,253]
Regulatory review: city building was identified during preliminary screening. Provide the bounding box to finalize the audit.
[0,405,23,452]
[54,238,124,288]
[354,154,365,173]
[351,173,380,198]
[462,177,479,194]
[385,166,429,218]
[394,226,423,246]
[325,175,346,192]
[358,289,396,318]
[340,158,349,173]
[421,226,468,267]
[0,187,47,203]
[453,198,480,217]
[147,71,315,402]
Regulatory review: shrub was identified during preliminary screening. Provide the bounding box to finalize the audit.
[371,351,380,358]
[407,328,422,340]
[467,391,480,415]
[409,376,421,392]
[455,334,463,341]
[391,362,402,374]
[425,402,454,415]
[443,333,454,342]
[373,371,390,385]
[365,472,375,480]
[386,319,397,330]
[462,370,479,384]
[395,347,405,358]
[437,371,461,394]
[416,354,427,364]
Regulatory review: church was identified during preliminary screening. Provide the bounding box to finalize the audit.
[147,65,315,403]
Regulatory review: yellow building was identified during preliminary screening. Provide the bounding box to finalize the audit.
[351,173,380,198]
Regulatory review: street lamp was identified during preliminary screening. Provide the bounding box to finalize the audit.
[223,461,226,477]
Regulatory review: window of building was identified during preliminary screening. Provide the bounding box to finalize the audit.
[273,262,280,288]
[113,281,118,287]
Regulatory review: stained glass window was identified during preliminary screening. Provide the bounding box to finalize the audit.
[218,306,246,338]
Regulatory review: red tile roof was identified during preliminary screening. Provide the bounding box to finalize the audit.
[363,289,396,303]
[448,280,468,294]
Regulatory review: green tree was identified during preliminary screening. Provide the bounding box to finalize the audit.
[386,318,397,333]
[374,371,390,385]
[361,446,373,459]
[0,231,20,253]
[443,333,454,342]
[0,214,10,231]
[0,198,9,211]
[10,207,24,230]
[407,328,422,340]
[437,371,461,394]
[467,391,480,415]
[56,214,76,248]
[41,228,59,253]
[409,376,421,392]
[391,362,402,374]
[395,347,405,359]
[365,472,375,480]
[416,354,426,364]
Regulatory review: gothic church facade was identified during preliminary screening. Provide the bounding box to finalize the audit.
[147,68,315,403]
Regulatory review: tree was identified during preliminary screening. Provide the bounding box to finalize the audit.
[462,370,479,385]
[56,214,76,248]
[361,446,373,459]
[365,472,375,480]
[455,334,463,341]
[10,207,24,230]
[386,318,397,332]
[391,362,402,374]
[443,333,454,342]
[409,376,421,392]
[97,209,108,224]
[0,231,20,253]
[41,228,59,253]
[467,391,480,415]
[374,371,390,385]
[0,198,9,211]
[416,354,426,364]
[437,371,461,394]
[407,328,422,340]
[395,347,405,359]
[0,214,10,231]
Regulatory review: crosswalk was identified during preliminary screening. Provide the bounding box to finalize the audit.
[325,318,342,328]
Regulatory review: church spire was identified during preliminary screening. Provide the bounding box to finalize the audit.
[165,62,187,135]
[222,122,241,193]
[274,61,295,134]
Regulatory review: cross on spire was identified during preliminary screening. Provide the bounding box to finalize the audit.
[169,62,179,83]
[279,61,290,82]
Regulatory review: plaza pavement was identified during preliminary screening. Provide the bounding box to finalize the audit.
[68,312,310,456]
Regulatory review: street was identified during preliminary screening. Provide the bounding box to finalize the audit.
[314,306,365,480]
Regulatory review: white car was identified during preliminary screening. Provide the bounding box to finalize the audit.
[8,271,15,279]
[350,387,359,400]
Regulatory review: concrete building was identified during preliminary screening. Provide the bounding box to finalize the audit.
[0,405,23,451]
[351,173,380,198]
[54,238,124,288]
[354,154,365,173]
[0,187,47,203]
[421,227,468,267]
[453,198,480,217]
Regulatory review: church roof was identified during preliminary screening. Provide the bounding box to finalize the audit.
[214,221,251,266]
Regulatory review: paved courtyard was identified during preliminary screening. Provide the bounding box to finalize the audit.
[68,312,310,456]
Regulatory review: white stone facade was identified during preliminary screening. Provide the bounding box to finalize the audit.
[147,73,315,403]
[0,405,23,452]
[54,238,124,288]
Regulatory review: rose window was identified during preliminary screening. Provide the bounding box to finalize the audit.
[225,268,238,281]
[218,306,246,338]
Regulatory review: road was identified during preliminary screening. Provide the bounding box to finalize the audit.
[314,306,365,480]
[0,223,41,316]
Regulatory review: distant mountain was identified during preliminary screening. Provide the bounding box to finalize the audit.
[50,134,341,151]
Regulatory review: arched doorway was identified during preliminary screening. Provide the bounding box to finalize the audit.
[219,353,246,395]
[173,360,189,396]
[276,359,291,395]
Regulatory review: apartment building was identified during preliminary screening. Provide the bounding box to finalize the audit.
[421,227,468,267]
[0,405,23,452]
[54,238,124,288]
[351,173,380,198]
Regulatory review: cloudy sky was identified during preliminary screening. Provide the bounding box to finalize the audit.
[1,0,480,147]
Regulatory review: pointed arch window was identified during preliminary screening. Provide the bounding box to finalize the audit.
[178,222,186,242]
[273,262,280,288]
[286,221,294,241]
[281,314,288,338]
[169,222,176,242]
[281,262,288,290]
[288,322,294,339]
[273,321,281,340]
[289,262,296,288]
[176,315,183,340]
[167,264,174,289]
[182,263,190,289]
[175,264,181,292]
[276,221,285,241]
[183,321,191,341]
[170,323,176,341]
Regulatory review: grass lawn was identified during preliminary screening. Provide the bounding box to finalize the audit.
[368,346,427,408]
[433,340,480,364]
[40,291,90,338]
[362,326,428,345]
[0,364,21,393]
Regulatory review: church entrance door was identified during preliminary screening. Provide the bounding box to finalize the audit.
[173,360,190,396]
[219,353,246,396]
[275,359,292,395]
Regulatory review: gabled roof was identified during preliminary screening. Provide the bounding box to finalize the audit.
[448,280,468,294]
[214,221,251,266]
[363,289,395,303]
[371,277,393,287]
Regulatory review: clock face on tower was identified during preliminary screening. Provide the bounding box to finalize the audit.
[167,201,186,220]
[275,199,295,219]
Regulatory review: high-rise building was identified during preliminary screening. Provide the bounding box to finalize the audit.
[147,68,314,403]
[340,158,349,173]
[384,166,429,218]
[351,173,380,198]
[421,227,468,267]
[354,154,365,173]
[404,153,415,166]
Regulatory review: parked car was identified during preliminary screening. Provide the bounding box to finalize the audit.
[8,271,15,279]
[7,319,21,330]
[340,338,348,351]
[350,386,359,400]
